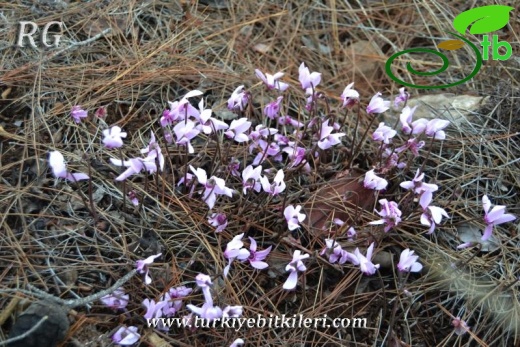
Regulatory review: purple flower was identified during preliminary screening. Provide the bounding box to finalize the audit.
[246,237,271,270]
[277,114,304,128]
[425,119,450,140]
[420,199,449,234]
[110,157,157,181]
[399,106,420,134]
[372,122,396,144]
[394,87,410,107]
[363,169,388,190]
[230,338,245,347]
[100,288,129,310]
[481,195,516,241]
[71,105,88,123]
[208,212,228,233]
[224,118,252,143]
[228,85,250,111]
[173,120,200,153]
[112,326,140,346]
[190,166,234,209]
[197,99,229,134]
[136,253,161,285]
[223,233,250,277]
[298,62,321,90]
[222,305,243,318]
[340,82,359,108]
[260,169,286,196]
[317,120,345,150]
[396,137,425,157]
[140,132,164,172]
[160,90,203,126]
[255,69,289,91]
[283,250,310,290]
[102,126,127,149]
[366,92,390,114]
[284,204,306,231]
[142,298,167,320]
[186,302,223,321]
[344,242,380,276]
[452,317,470,336]
[397,249,422,272]
[48,151,89,182]
[160,285,193,317]
[242,164,263,194]
[400,169,438,206]
[369,199,402,232]
[264,96,284,119]
[320,239,348,264]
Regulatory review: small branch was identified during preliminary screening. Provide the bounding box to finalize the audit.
[0,315,48,346]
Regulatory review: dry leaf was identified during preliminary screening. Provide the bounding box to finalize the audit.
[303,168,376,235]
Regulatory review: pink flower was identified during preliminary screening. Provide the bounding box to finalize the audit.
[260,169,286,196]
[186,302,223,321]
[419,196,449,234]
[160,90,203,126]
[452,317,470,336]
[394,87,409,107]
[369,199,402,232]
[110,157,157,181]
[366,92,390,114]
[284,204,306,231]
[222,305,243,318]
[71,105,88,123]
[136,253,162,285]
[400,169,438,207]
[283,250,310,290]
[230,338,245,347]
[340,82,359,108]
[142,298,167,320]
[197,99,229,134]
[399,106,419,134]
[102,126,127,149]
[264,96,284,119]
[100,288,129,310]
[246,237,271,270]
[372,122,396,144]
[320,239,348,264]
[190,166,234,209]
[396,137,425,157]
[223,233,250,277]
[255,69,289,91]
[48,151,89,182]
[112,326,140,346]
[425,119,450,140]
[228,85,250,111]
[397,249,422,272]
[317,119,345,150]
[363,169,388,190]
[298,62,321,90]
[208,212,228,233]
[242,164,263,194]
[481,195,516,241]
[173,120,200,153]
[277,115,304,128]
[140,132,164,172]
[225,118,252,143]
[160,286,193,317]
[344,243,380,276]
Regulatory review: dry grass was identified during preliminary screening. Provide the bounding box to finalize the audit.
[1,0,519,346]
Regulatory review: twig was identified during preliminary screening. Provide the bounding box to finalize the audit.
[0,315,48,346]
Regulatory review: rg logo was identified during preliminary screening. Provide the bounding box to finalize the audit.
[17,21,63,48]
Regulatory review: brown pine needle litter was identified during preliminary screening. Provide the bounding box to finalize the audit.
[1,1,519,346]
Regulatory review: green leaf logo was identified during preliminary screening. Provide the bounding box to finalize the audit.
[453,5,514,35]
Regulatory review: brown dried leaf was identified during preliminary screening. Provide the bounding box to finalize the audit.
[303,168,376,235]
